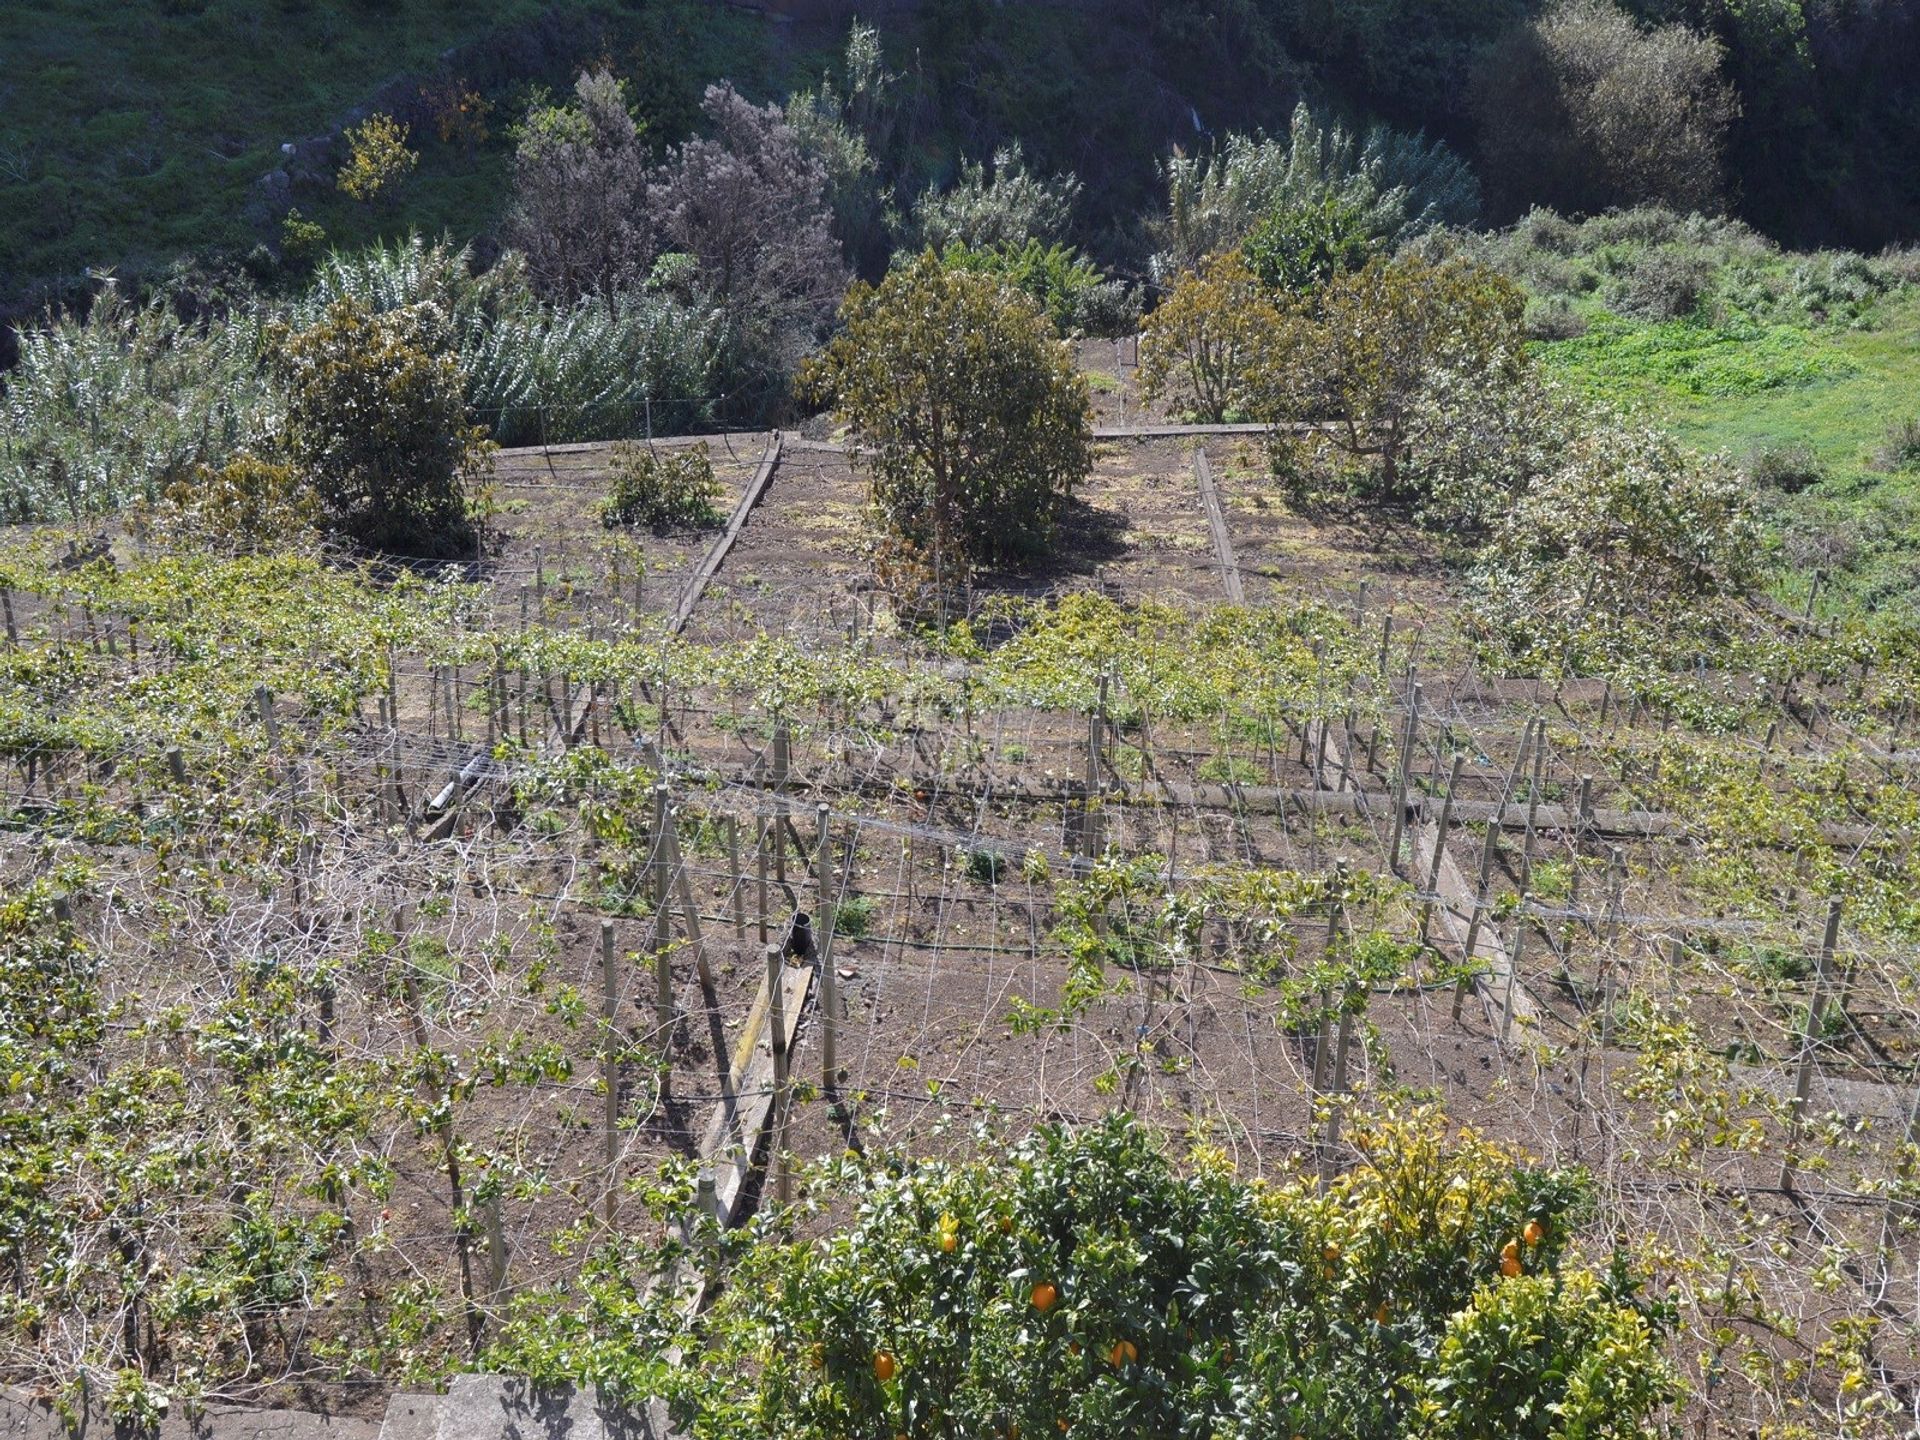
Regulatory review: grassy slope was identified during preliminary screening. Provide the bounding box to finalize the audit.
[0,0,787,300]
[1533,281,1920,618]
[2,0,535,287]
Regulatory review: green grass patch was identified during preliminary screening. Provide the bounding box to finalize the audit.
[1539,313,1859,404]
[1536,287,1920,617]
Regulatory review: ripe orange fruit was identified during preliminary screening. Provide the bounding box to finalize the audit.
[873,1350,896,1382]
[1523,1218,1545,1246]
[941,1231,958,1253]
[1031,1281,1058,1313]
[1500,1240,1522,1278]
[1107,1339,1138,1368]
[1067,1342,1081,1357]
[1374,1302,1390,1326]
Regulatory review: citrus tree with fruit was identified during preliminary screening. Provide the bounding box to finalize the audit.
[677,1108,1671,1440]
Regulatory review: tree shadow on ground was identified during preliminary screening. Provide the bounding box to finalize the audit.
[970,493,1134,603]
[1271,485,1459,581]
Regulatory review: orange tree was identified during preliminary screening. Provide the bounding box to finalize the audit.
[604,1108,1673,1439]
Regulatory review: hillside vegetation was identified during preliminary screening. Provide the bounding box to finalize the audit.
[5,3,1920,1438]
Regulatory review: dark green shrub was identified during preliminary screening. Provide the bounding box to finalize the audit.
[1612,249,1715,320]
[133,453,321,555]
[936,240,1141,339]
[274,297,490,556]
[279,209,328,271]
[1243,193,1376,294]
[1524,294,1588,339]
[598,441,722,530]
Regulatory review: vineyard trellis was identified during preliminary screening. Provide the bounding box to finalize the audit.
[2,431,1920,1435]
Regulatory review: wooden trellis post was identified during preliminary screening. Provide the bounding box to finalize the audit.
[728,815,746,938]
[1456,718,1537,1020]
[255,686,279,750]
[1781,897,1845,1189]
[816,803,838,1086]
[1419,754,1465,943]
[601,919,620,1225]
[767,943,791,1205]
[1389,683,1423,872]
[483,1192,509,1303]
[756,815,770,945]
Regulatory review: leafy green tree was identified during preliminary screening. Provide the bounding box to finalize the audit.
[1246,253,1528,493]
[488,1109,1670,1439]
[803,251,1092,606]
[273,298,491,555]
[505,70,653,303]
[785,21,901,275]
[1473,0,1739,217]
[648,82,848,389]
[1466,421,1769,675]
[1138,249,1291,423]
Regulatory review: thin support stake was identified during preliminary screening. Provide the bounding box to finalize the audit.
[1781,897,1845,1189]
[1389,684,1422,872]
[600,919,619,1226]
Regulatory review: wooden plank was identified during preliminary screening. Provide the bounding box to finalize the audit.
[1092,422,1327,439]
[1193,448,1245,604]
[1416,816,1538,1027]
[668,431,783,636]
[700,958,812,1223]
[493,432,771,461]
[496,422,1326,464]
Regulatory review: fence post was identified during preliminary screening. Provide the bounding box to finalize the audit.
[816,804,838,1087]
[255,686,279,750]
[1781,897,1845,1189]
[1418,754,1464,943]
[1456,718,1537,1020]
[767,943,791,1205]
[483,1192,509,1303]
[728,815,746,938]
[601,919,620,1226]
[1389,683,1422,873]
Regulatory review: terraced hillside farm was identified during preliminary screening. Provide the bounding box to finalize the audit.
[6,415,1920,1438]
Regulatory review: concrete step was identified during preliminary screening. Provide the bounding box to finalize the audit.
[380,1378,676,1440]
[6,1377,675,1440]
[3,1386,380,1440]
